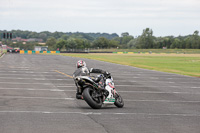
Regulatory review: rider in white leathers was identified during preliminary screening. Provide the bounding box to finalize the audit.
[73,60,110,99]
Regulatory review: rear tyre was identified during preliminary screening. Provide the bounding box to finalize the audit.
[114,93,124,108]
[83,87,102,109]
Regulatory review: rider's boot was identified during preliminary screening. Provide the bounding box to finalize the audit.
[76,92,83,100]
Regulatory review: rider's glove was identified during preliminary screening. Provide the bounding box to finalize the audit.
[103,71,111,77]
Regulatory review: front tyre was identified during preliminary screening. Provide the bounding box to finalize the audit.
[114,93,124,108]
[83,87,102,109]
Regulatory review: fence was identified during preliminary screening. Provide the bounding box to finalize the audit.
[20,50,60,54]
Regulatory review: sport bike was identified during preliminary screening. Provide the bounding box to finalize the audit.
[73,74,124,109]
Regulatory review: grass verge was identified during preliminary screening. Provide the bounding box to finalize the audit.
[48,53,200,77]
[90,49,200,54]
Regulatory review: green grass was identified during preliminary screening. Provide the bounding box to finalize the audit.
[57,53,200,77]
[90,49,200,54]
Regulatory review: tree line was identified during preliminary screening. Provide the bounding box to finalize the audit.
[128,28,200,49]
[1,29,200,50]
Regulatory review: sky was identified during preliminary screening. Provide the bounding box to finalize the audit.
[0,0,200,37]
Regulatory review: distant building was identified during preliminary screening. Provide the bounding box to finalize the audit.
[12,37,28,42]
[27,38,43,42]
[12,37,43,42]
[34,46,48,51]
[2,45,7,50]
[0,44,7,54]
[38,43,46,45]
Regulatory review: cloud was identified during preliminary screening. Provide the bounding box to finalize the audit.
[1,0,199,18]
[0,0,200,36]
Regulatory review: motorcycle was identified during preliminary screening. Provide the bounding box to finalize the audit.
[73,74,124,109]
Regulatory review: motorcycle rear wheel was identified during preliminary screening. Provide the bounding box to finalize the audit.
[114,93,124,108]
[83,87,102,109]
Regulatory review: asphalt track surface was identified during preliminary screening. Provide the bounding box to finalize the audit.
[0,54,200,133]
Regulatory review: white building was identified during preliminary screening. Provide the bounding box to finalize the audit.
[34,46,48,51]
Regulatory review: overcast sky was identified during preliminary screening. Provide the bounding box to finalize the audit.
[0,0,200,37]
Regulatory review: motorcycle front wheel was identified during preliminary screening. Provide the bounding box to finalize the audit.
[114,93,124,108]
[83,87,102,109]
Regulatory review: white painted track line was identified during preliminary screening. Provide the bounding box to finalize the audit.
[0,111,200,117]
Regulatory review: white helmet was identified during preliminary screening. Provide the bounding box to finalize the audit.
[76,60,86,68]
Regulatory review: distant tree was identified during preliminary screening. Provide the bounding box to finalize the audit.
[113,37,121,43]
[194,30,199,36]
[121,36,134,45]
[60,35,69,40]
[154,37,163,49]
[75,38,84,49]
[81,39,91,48]
[108,40,119,48]
[136,28,155,49]
[191,30,200,49]
[127,38,138,48]
[185,37,192,49]
[2,29,200,50]
[112,32,133,48]
[56,39,66,50]
[40,31,52,39]
[46,37,57,50]
[66,38,77,50]
[86,32,118,40]
[52,31,64,39]
[170,38,181,49]
[93,37,109,48]
[39,33,47,42]
[183,30,200,49]
[121,32,129,37]
[27,32,38,38]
